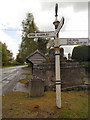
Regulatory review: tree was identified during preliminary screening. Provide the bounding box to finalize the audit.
[37,38,49,54]
[72,45,90,62]
[16,52,24,64]
[1,42,13,66]
[19,13,39,62]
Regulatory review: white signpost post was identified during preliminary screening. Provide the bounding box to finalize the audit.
[53,3,65,109]
[27,3,89,109]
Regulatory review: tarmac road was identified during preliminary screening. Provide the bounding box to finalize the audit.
[1,65,28,94]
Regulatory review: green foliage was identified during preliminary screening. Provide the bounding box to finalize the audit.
[11,60,22,66]
[22,72,32,75]
[72,45,90,62]
[83,62,90,72]
[19,13,49,63]
[37,38,49,54]
[16,52,24,64]
[19,78,29,84]
[1,42,13,66]
[84,62,90,68]
[19,13,39,62]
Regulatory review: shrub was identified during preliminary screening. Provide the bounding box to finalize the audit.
[72,45,90,62]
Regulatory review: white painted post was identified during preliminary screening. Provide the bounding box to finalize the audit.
[53,3,61,108]
[55,47,61,108]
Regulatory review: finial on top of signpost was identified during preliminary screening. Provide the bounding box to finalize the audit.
[53,3,60,30]
[55,3,58,17]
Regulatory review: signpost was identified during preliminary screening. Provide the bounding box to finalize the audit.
[59,38,89,46]
[55,17,64,34]
[27,31,56,38]
[27,3,89,109]
[47,38,89,48]
[53,3,63,109]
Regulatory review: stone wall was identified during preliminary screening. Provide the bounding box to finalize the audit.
[33,62,86,90]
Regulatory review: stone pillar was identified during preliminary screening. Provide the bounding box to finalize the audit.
[28,78,44,97]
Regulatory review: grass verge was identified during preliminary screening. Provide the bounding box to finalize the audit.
[2,90,88,118]
[22,72,32,75]
[19,78,30,84]
[84,81,90,85]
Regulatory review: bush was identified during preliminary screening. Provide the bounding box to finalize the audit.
[11,61,22,66]
[72,45,90,62]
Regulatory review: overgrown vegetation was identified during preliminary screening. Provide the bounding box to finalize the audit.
[2,90,88,118]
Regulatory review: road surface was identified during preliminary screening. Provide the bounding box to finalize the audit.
[1,65,27,95]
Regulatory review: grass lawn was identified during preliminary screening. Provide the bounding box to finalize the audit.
[2,90,89,118]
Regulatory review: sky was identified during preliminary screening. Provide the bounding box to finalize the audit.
[0,0,89,58]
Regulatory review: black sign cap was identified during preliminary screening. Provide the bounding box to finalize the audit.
[55,3,58,17]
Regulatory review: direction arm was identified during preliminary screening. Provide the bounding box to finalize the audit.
[27,31,56,38]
